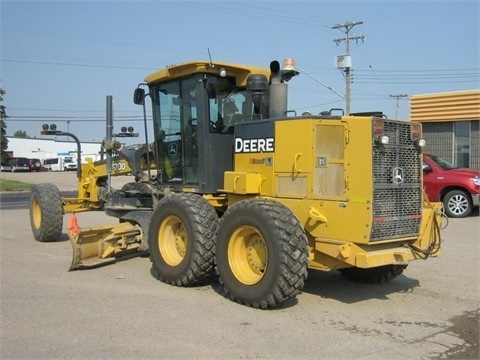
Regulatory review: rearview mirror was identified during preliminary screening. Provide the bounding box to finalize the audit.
[422,163,432,173]
[133,88,145,105]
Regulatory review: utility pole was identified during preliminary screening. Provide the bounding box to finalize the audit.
[389,94,408,119]
[331,21,365,115]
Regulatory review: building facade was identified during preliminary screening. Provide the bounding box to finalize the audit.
[410,89,479,169]
[4,136,103,162]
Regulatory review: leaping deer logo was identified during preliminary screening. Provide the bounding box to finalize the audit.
[168,143,178,156]
[393,167,404,184]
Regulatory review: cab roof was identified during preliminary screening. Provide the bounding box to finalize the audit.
[144,60,271,87]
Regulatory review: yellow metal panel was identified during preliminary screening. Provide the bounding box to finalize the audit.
[276,174,308,198]
[266,197,372,244]
[265,117,375,244]
[314,124,345,158]
[274,119,312,174]
[341,116,374,202]
[223,171,262,194]
[313,123,347,197]
[233,153,274,195]
[314,164,345,197]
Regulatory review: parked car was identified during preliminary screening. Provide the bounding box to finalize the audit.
[423,153,480,218]
[28,158,42,172]
[62,157,77,171]
[0,157,31,172]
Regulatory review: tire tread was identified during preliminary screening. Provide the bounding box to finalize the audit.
[30,183,63,242]
[149,193,218,286]
[216,199,309,309]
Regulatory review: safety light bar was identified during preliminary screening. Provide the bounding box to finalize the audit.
[115,125,139,138]
[41,123,60,135]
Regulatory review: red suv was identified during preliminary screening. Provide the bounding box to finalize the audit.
[423,153,480,218]
[28,158,42,172]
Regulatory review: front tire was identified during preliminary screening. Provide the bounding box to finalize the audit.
[30,183,63,242]
[215,199,309,309]
[443,189,472,218]
[148,193,218,286]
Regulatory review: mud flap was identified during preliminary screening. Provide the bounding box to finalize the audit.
[69,221,144,271]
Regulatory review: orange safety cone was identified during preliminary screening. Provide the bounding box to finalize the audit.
[67,213,80,236]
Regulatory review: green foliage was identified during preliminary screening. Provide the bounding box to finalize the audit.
[13,130,28,138]
[0,87,9,164]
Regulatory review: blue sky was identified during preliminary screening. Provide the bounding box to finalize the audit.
[1,0,479,144]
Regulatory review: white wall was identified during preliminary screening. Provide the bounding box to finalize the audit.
[6,136,103,161]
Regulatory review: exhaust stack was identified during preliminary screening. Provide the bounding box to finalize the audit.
[269,59,299,118]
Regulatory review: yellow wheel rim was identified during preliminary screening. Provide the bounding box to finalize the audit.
[228,225,268,285]
[158,215,187,266]
[31,197,42,230]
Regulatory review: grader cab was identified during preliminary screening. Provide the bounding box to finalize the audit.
[30,58,442,309]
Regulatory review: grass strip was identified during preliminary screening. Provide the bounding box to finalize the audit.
[0,178,34,192]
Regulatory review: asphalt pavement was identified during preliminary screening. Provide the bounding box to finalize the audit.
[0,170,132,191]
[0,171,478,359]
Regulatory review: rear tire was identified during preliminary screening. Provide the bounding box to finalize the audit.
[30,183,63,242]
[339,264,407,284]
[215,199,309,309]
[148,193,218,286]
[443,189,472,218]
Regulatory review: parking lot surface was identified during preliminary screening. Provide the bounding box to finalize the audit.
[0,171,478,359]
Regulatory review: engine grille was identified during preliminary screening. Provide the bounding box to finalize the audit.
[370,120,422,242]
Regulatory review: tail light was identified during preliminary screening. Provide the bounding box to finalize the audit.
[373,119,389,145]
[411,122,426,148]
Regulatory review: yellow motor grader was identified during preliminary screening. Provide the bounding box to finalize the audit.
[29,59,442,309]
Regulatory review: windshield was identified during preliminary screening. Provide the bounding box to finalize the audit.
[152,74,250,137]
[427,154,456,170]
[150,73,251,184]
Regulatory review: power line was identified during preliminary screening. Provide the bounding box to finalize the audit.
[354,68,480,73]
[1,58,156,70]
[8,107,138,113]
[354,79,478,84]
[353,71,478,80]
[167,1,331,27]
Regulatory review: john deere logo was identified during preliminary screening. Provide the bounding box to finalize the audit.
[168,143,178,156]
[393,167,404,184]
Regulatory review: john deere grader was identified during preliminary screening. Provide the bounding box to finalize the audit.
[29,59,442,309]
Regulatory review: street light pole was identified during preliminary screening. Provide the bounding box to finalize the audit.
[40,124,82,179]
[66,121,71,141]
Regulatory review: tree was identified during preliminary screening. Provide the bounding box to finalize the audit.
[13,130,28,138]
[0,87,8,164]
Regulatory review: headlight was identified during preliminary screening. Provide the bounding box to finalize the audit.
[472,176,480,186]
[415,138,426,148]
[375,135,389,145]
